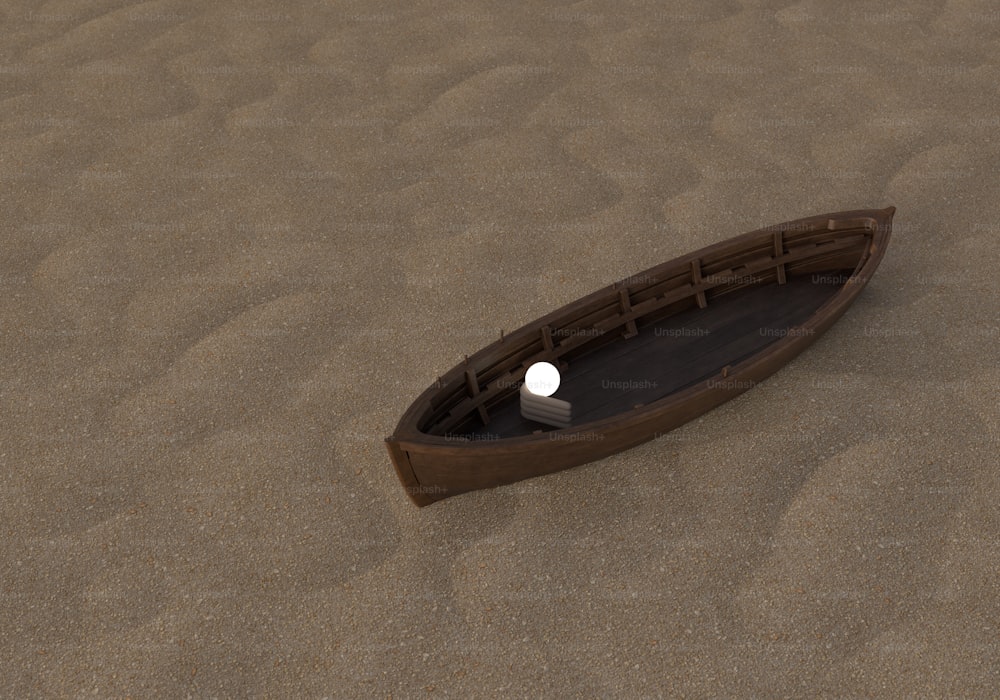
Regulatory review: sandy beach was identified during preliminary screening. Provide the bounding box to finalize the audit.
[3,0,999,696]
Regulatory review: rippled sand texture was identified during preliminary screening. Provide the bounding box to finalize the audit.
[3,0,999,696]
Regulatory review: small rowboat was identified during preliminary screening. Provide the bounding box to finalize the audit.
[387,207,895,506]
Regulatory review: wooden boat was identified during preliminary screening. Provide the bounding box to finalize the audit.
[387,207,895,506]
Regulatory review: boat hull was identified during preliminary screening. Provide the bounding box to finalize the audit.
[387,207,894,506]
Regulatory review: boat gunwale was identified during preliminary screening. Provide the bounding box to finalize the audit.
[388,207,894,450]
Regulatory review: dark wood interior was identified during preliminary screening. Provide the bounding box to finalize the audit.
[418,223,873,439]
[454,270,851,439]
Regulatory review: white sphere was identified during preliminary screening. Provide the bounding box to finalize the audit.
[524,361,560,396]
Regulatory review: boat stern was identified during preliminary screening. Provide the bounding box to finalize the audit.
[385,436,439,507]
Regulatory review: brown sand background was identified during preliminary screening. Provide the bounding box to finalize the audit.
[3,0,999,696]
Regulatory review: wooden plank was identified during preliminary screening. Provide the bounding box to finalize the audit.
[691,259,708,308]
[477,337,545,387]
[828,216,877,231]
[465,367,489,425]
[744,235,864,277]
[774,230,787,285]
[618,288,639,338]
[699,238,775,278]
[630,266,698,305]
[540,324,554,352]
[537,325,569,371]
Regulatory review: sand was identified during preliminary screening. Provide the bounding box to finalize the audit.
[2,0,999,696]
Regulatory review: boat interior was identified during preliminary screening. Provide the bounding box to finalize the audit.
[417,217,879,440]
